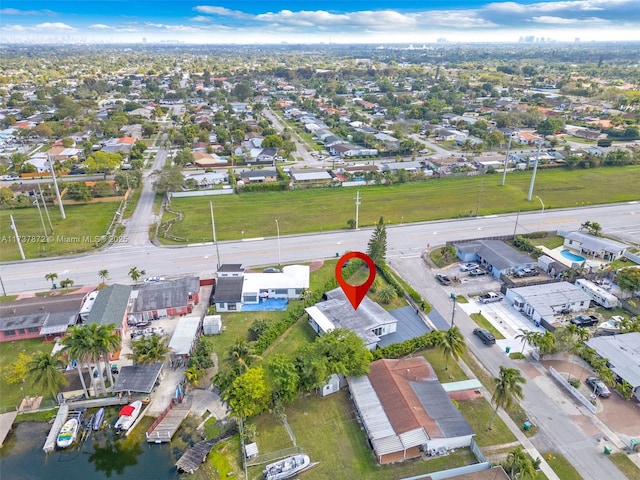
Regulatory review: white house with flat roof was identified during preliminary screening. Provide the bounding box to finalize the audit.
[505,282,591,326]
[241,265,309,304]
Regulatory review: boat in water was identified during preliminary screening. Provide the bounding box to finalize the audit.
[263,454,311,480]
[92,407,105,431]
[114,401,142,432]
[56,418,80,449]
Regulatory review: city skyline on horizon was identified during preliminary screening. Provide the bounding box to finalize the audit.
[1,1,639,45]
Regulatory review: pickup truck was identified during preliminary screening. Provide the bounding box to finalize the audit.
[570,315,599,327]
[469,268,488,277]
[435,274,452,286]
[479,292,504,304]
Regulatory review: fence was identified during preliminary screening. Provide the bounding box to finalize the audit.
[549,366,597,414]
[169,189,234,198]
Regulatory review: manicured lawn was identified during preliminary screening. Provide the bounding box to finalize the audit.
[249,390,478,480]
[532,235,565,250]
[423,349,468,382]
[160,166,640,243]
[457,398,517,447]
[0,202,121,261]
[0,338,54,409]
[471,313,506,340]
[542,452,583,480]
[610,452,640,479]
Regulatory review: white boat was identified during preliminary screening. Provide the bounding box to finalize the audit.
[56,418,80,448]
[597,315,623,334]
[263,454,311,480]
[114,401,142,432]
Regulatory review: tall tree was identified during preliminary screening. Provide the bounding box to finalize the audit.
[616,267,640,298]
[226,338,261,375]
[438,326,466,370]
[515,329,538,354]
[61,325,93,398]
[93,324,121,388]
[223,366,271,420]
[27,352,66,400]
[504,447,538,480]
[367,216,387,266]
[266,354,300,404]
[98,269,109,285]
[489,366,526,430]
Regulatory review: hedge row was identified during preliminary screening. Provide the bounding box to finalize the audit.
[240,181,288,193]
[379,263,432,313]
[372,331,441,360]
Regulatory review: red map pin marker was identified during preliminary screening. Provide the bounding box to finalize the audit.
[335,252,376,310]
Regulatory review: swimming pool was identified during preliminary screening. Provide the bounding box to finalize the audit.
[560,249,586,262]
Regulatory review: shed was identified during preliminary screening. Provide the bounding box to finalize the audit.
[168,316,202,362]
[320,373,342,397]
[203,315,222,335]
[113,362,164,394]
[244,442,259,459]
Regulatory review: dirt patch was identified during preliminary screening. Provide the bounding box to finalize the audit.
[449,389,483,401]
[309,260,324,272]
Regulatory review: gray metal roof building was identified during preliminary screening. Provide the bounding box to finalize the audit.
[586,332,640,390]
[456,239,534,272]
[213,276,244,303]
[168,316,202,357]
[507,282,591,319]
[113,362,164,394]
[132,277,199,312]
[86,284,132,328]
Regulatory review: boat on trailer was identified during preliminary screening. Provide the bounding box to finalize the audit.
[263,454,312,480]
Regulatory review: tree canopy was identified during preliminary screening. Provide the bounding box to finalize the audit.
[367,216,387,266]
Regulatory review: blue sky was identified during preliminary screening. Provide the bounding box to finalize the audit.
[1,1,639,44]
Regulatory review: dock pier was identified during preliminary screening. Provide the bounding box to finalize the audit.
[42,404,69,453]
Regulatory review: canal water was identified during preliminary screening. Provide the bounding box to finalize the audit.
[0,413,188,480]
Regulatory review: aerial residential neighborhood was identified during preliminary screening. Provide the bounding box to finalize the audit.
[1,2,640,480]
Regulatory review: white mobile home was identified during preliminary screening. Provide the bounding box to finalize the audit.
[575,279,619,309]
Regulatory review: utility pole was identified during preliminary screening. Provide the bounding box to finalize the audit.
[501,132,514,186]
[10,214,25,260]
[33,190,48,239]
[475,179,484,216]
[209,201,221,269]
[354,190,361,230]
[450,292,457,328]
[527,140,543,201]
[275,219,281,266]
[38,183,54,235]
[513,210,520,237]
[48,154,65,219]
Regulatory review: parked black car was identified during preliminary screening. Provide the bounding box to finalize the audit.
[435,274,452,286]
[473,328,496,345]
[570,315,599,327]
[586,376,611,398]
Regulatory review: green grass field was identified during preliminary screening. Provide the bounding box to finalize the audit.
[0,202,121,261]
[160,166,640,243]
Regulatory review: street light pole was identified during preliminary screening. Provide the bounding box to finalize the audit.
[450,292,457,328]
[536,195,545,232]
[275,219,281,266]
[527,140,543,201]
[501,132,514,186]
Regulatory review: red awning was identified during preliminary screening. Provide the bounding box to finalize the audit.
[119,405,135,416]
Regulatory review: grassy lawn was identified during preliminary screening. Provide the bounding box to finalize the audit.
[248,390,478,480]
[531,235,565,249]
[160,166,640,243]
[609,452,640,479]
[430,249,457,268]
[423,349,468,382]
[0,338,54,409]
[0,295,19,302]
[471,313,506,340]
[0,202,121,261]
[458,398,517,447]
[542,452,583,480]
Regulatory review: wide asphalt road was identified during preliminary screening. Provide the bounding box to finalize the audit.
[1,202,638,294]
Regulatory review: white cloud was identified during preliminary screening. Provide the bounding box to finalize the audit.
[36,22,75,30]
[190,16,212,23]
[193,6,251,19]
[90,24,113,29]
[485,1,632,14]
[0,8,56,16]
[530,15,608,24]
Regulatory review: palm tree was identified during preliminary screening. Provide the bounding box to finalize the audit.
[93,324,121,389]
[128,266,146,283]
[27,352,66,401]
[377,284,397,304]
[489,366,526,430]
[515,329,538,354]
[226,337,260,375]
[61,325,93,398]
[98,269,109,286]
[127,334,170,365]
[438,326,466,370]
[44,272,58,288]
[504,447,537,480]
[60,278,74,290]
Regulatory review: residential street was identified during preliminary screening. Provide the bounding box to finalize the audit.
[389,255,632,480]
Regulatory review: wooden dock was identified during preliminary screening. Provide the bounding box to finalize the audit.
[146,399,191,443]
[42,404,69,453]
[176,441,216,473]
[0,411,18,448]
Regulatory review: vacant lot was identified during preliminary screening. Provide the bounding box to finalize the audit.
[0,202,120,261]
[161,166,640,243]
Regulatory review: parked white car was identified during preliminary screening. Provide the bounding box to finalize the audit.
[460,262,479,272]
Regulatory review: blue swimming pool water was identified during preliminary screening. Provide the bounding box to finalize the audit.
[241,298,288,311]
[560,249,586,262]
